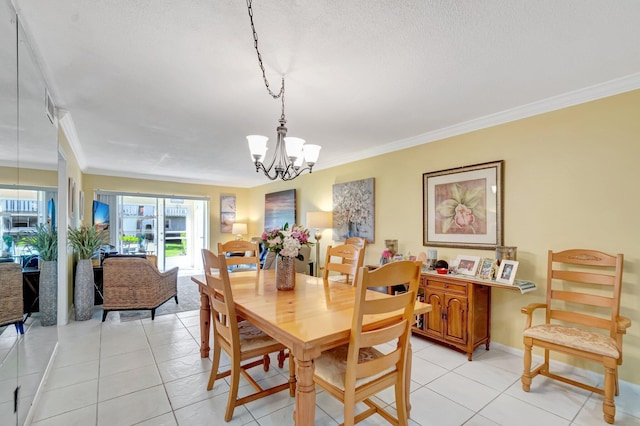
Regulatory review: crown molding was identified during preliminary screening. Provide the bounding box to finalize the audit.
[318,72,640,172]
[57,109,87,170]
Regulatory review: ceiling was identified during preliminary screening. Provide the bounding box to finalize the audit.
[14,0,640,188]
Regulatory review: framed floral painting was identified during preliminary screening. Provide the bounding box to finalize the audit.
[423,160,503,249]
[332,178,375,242]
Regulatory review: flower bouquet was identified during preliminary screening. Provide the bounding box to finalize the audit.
[380,249,393,265]
[262,223,313,290]
[261,223,312,260]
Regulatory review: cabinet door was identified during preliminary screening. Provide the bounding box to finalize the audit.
[444,294,467,345]
[423,290,444,337]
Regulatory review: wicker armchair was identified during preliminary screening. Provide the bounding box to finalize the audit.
[0,262,24,333]
[101,257,178,321]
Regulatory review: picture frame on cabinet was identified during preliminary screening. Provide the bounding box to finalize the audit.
[476,258,496,280]
[455,255,481,276]
[423,160,503,249]
[496,259,519,285]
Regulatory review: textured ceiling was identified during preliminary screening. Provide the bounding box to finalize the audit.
[13,0,640,187]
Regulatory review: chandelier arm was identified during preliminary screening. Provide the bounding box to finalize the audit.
[246,0,284,100]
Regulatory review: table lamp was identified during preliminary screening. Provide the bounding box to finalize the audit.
[306,211,332,277]
[231,223,247,240]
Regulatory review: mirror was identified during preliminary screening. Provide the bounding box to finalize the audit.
[0,0,18,423]
[0,0,59,422]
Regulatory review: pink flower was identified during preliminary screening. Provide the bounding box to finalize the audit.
[454,204,475,227]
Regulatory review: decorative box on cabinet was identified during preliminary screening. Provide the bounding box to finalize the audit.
[413,274,490,361]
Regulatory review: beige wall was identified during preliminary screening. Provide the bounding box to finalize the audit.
[0,166,56,187]
[246,89,640,384]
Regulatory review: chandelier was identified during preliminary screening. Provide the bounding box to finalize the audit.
[245,0,321,181]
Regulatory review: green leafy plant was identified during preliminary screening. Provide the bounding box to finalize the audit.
[121,235,138,243]
[25,224,58,261]
[68,225,108,259]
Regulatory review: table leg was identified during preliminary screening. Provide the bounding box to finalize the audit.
[406,341,413,417]
[198,287,210,358]
[294,358,316,426]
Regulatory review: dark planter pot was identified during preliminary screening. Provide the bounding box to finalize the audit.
[39,260,57,326]
[74,259,95,321]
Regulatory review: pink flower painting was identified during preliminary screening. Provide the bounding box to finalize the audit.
[434,178,487,235]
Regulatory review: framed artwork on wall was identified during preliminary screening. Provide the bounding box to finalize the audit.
[423,160,503,249]
[264,189,296,231]
[220,195,236,233]
[332,177,375,242]
[68,177,75,219]
[78,190,85,221]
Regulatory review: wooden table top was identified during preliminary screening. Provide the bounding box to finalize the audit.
[191,270,431,358]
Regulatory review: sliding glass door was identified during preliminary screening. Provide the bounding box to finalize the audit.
[115,195,207,273]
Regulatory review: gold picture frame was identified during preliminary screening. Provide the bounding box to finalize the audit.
[476,257,496,280]
[423,160,503,249]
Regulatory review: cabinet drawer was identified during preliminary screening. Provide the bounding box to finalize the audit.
[426,279,467,295]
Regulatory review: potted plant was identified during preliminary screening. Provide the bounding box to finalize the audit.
[25,224,58,326]
[68,224,108,320]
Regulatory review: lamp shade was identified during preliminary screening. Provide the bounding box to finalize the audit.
[306,211,331,230]
[231,223,247,235]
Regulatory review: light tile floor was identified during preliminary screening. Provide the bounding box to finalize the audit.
[30,310,640,426]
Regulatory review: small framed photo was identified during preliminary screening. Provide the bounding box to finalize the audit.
[496,260,519,285]
[476,258,496,280]
[455,255,481,276]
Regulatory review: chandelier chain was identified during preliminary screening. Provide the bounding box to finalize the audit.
[246,0,285,104]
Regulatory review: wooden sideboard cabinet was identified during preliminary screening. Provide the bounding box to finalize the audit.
[414,273,491,360]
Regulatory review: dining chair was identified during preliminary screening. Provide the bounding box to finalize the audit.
[218,239,260,272]
[521,249,631,424]
[200,249,295,421]
[344,236,367,250]
[323,243,364,284]
[313,260,422,426]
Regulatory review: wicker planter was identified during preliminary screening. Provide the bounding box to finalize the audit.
[39,260,58,326]
[74,259,95,321]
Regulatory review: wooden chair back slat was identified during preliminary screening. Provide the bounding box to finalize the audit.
[551,289,613,308]
[552,270,616,286]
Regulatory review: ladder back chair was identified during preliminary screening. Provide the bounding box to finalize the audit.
[218,240,260,272]
[313,260,422,426]
[323,243,365,284]
[521,249,630,424]
[200,249,295,422]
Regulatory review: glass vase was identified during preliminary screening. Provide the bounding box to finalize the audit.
[275,254,296,291]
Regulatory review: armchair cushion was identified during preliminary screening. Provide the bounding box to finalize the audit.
[523,324,619,358]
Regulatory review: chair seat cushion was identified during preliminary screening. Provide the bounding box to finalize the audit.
[314,344,394,390]
[238,321,280,352]
[523,324,619,358]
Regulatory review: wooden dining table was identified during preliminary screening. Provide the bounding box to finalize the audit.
[191,270,431,425]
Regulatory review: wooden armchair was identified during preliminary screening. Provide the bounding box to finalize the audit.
[521,249,631,424]
[0,262,24,333]
[101,257,178,321]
